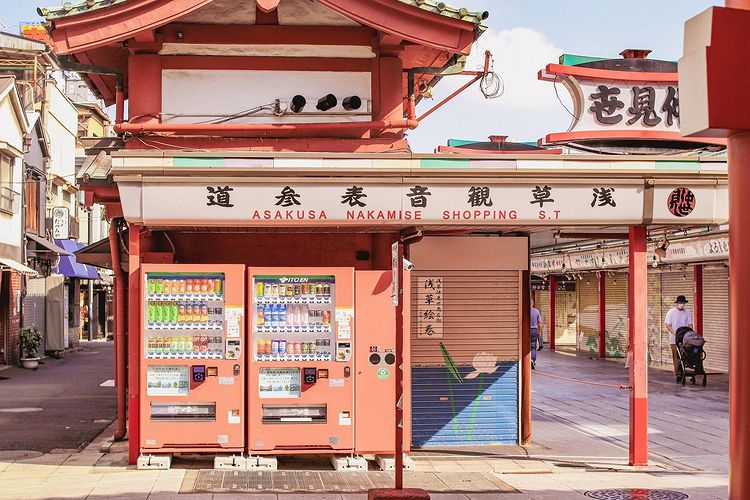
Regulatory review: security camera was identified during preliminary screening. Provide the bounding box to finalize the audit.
[403,259,414,272]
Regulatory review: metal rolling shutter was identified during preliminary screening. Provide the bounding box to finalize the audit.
[22,277,47,355]
[577,275,600,357]
[648,271,667,365]
[535,290,550,343]
[411,270,520,447]
[702,267,729,373]
[604,273,628,359]
[555,290,577,348]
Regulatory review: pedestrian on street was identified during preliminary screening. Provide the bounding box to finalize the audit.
[531,301,544,370]
[665,295,694,383]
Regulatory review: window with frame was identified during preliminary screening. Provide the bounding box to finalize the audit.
[0,154,16,215]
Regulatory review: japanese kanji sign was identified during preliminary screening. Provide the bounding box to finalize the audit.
[416,277,443,339]
[122,178,726,226]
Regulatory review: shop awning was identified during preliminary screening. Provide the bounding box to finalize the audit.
[73,237,114,270]
[0,257,39,277]
[25,232,71,255]
[53,239,101,280]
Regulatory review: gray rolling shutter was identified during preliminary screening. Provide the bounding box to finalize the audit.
[411,270,520,447]
[648,271,667,365]
[535,290,550,343]
[577,275,599,356]
[702,266,729,373]
[23,277,47,354]
[604,273,628,359]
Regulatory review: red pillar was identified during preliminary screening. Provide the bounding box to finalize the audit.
[694,264,703,333]
[375,55,404,138]
[599,271,606,359]
[729,132,750,498]
[549,275,556,350]
[127,226,142,465]
[628,226,648,466]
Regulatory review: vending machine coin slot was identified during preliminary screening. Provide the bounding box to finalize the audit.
[303,367,317,384]
[344,366,351,378]
[192,365,206,383]
[233,364,240,376]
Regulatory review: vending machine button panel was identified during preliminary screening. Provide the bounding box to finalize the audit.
[192,365,206,383]
[303,367,317,384]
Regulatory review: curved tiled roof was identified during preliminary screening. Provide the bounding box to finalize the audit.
[39,0,488,25]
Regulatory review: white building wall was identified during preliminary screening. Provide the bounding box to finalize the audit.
[0,91,26,252]
[44,82,78,180]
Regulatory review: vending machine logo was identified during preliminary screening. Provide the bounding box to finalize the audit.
[278,277,310,283]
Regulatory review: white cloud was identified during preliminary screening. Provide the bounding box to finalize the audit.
[408,27,574,152]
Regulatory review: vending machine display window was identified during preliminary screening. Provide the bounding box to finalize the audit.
[146,365,190,396]
[258,367,301,398]
[143,273,227,359]
[252,276,336,362]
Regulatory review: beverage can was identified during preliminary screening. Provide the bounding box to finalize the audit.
[301,342,308,354]
[214,279,222,295]
[287,285,294,297]
[309,341,316,354]
[186,279,194,294]
[272,339,279,355]
[200,304,209,323]
[279,339,286,355]
[256,282,264,298]
[294,285,301,297]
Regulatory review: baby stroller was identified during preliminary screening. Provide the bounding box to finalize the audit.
[675,326,707,387]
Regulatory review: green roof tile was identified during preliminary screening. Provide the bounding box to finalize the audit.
[40,0,488,26]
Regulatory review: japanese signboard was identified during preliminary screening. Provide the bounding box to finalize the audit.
[51,206,69,240]
[125,180,657,226]
[581,81,679,132]
[392,241,399,306]
[416,277,443,339]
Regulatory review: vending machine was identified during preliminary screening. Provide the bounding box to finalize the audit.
[247,267,355,453]
[140,264,245,454]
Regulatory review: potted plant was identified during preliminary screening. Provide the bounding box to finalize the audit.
[19,325,43,369]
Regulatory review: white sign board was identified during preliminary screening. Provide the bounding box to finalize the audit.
[146,365,189,396]
[258,367,301,399]
[52,206,69,240]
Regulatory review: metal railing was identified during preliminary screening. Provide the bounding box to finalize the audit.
[0,186,19,215]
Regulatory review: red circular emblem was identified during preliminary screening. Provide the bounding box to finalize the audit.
[667,187,696,217]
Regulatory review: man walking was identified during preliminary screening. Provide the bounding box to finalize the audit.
[531,301,544,370]
[665,295,694,382]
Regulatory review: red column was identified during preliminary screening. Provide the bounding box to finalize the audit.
[599,271,606,359]
[628,226,648,466]
[375,56,404,138]
[549,275,556,350]
[395,242,404,489]
[127,226,142,465]
[729,132,750,498]
[694,264,703,333]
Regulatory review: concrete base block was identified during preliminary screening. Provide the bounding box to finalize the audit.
[137,454,171,470]
[214,455,247,470]
[375,454,415,471]
[330,455,368,471]
[245,455,278,470]
[368,488,430,500]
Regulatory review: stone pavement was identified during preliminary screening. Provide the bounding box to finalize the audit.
[0,350,729,499]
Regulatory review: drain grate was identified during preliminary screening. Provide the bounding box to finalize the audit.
[585,489,689,500]
[193,470,391,493]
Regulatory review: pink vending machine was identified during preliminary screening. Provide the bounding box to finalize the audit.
[140,264,245,454]
[247,267,355,453]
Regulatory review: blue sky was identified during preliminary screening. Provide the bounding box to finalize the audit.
[0,0,720,151]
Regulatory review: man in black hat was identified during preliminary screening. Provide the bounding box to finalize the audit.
[665,295,694,382]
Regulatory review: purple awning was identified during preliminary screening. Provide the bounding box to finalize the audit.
[53,240,100,280]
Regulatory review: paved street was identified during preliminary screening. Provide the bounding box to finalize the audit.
[0,341,116,453]
[0,348,729,499]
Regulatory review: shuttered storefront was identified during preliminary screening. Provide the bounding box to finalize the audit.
[411,271,520,446]
[555,290,578,348]
[604,273,628,359]
[702,266,729,372]
[648,271,668,365]
[22,277,47,355]
[534,289,550,344]
[577,276,599,357]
